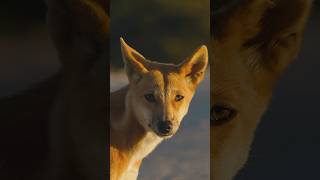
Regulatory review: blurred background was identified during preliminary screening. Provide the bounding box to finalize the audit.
[235,3,320,180]
[110,0,210,179]
[110,0,210,69]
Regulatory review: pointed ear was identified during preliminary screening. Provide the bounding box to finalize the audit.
[179,45,208,87]
[47,0,109,70]
[120,37,150,83]
[242,0,312,74]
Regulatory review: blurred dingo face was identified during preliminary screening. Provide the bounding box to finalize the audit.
[211,0,311,179]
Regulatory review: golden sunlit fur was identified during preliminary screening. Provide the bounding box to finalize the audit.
[110,38,208,180]
[211,0,312,179]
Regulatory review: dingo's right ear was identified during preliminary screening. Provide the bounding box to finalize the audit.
[120,38,150,83]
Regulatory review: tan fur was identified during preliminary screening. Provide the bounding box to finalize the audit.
[110,38,208,180]
[211,0,312,179]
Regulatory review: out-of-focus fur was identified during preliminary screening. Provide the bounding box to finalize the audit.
[211,0,312,179]
[0,0,109,179]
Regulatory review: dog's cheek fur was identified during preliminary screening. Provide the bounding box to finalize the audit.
[131,95,152,130]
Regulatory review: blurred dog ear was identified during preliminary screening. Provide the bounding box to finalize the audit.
[212,0,272,44]
[214,0,311,75]
[243,0,312,74]
[47,0,109,71]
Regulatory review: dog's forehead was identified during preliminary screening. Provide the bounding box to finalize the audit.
[146,70,165,89]
[146,70,188,93]
[164,73,189,91]
[212,44,255,103]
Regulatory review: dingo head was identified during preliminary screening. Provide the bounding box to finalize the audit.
[211,0,311,179]
[120,38,208,138]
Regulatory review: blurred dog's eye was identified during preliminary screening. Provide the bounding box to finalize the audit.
[144,94,156,103]
[175,95,184,102]
[211,105,236,125]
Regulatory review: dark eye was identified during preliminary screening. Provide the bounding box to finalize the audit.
[211,105,236,126]
[144,94,156,103]
[175,95,184,102]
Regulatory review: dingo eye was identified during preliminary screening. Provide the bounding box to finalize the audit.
[144,94,156,103]
[175,95,184,102]
[211,105,236,125]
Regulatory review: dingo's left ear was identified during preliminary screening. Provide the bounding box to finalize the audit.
[47,0,109,70]
[179,45,208,87]
[120,38,150,83]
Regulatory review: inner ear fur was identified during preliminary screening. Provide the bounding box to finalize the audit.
[120,38,151,83]
[243,0,312,74]
[179,45,208,86]
[213,0,273,44]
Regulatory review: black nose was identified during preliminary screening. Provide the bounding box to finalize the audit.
[157,121,173,135]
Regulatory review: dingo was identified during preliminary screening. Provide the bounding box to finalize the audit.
[110,38,208,180]
[211,0,312,179]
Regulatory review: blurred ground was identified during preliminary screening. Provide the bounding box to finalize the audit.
[110,71,210,180]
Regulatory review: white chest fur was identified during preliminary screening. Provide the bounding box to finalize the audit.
[132,132,162,162]
[121,132,162,180]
